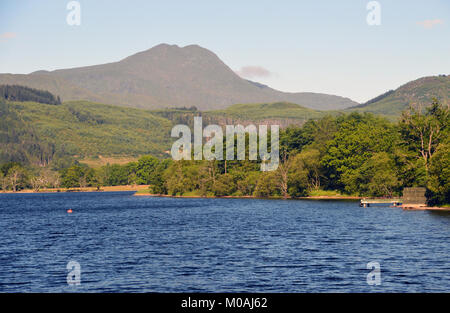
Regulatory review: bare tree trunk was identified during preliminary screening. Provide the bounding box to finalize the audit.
[278,153,290,199]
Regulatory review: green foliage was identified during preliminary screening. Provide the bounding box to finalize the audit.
[287,155,309,197]
[235,171,260,196]
[427,139,450,206]
[101,164,130,186]
[322,113,398,192]
[0,164,29,192]
[1,100,173,161]
[60,164,95,188]
[398,99,449,174]
[206,102,325,122]
[212,174,236,196]
[288,148,322,196]
[0,99,58,165]
[349,76,449,117]
[135,156,170,193]
[1,97,448,206]
[341,152,401,197]
[163,161,201,196]
[254,172,280,197]
[136,155,161,184]
[0,171,6,191]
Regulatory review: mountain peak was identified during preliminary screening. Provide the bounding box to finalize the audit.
[121,43,217,64]
[0,43,359,111]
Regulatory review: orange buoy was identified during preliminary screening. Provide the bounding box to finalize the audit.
[67,209,73,214]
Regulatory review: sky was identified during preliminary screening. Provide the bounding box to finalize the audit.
[0,0,449,103]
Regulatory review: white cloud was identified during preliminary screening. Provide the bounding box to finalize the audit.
[0,32,17,41]
[417,19,444,29]
[235,66,272,79]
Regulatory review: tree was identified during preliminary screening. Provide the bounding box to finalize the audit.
[106,164,129,186]
[342,152,401,197]
[279,116,338,156]
[254,172,280,197]
[0,171,8,191]
[0,85,61,105]
[399,99,449,174]
[93,166,108,189]
[276,152,291,199]
[427,139,450,205]
[164,161,193,195]
[136,155,160,185]
[60,165,94,188]
[7,165,27,192]
[294,148,322,191]
[30,175,46,192]
[134,155,171,193]
[29,168,58,192]
[48,170,61,188]
[287,153,309,197]
[1,162,22,177]
[322,113,398,192]
[126,162,138,186]
[236,171,260,196]
[212,174,235,196]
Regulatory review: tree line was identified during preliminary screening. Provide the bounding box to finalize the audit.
[0,100,448,206]
[0,85,61,105]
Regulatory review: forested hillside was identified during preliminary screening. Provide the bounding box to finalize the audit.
[2,100,447,205]
[0,100,173,165]
[349,75,449,116]
[152,102,328,129]
[0,99,57,166]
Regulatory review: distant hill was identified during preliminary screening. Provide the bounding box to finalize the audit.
[349,75,450,116]
[0,99,173,165]
[151,102,328,129]
[0,44,358,111]
[151,102,326,128]
[0,96,330,166]
[204,102,327,128]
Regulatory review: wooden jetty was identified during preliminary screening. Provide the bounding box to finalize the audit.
[359,198,402,207]
[359,188,448,211]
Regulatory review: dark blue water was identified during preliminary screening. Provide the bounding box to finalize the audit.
[0,192,449,292]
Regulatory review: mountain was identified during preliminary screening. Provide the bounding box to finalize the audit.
[0,44,358,111]
[349,75,450,116]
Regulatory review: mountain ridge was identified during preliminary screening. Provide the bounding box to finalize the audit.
[348,75,449,116]
[0,43,358,111]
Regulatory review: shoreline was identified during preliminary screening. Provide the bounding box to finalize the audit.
[1,187,361,200]
[2,188,448,209]
[134,193,362,200]
[133,194,447,209]
[0,185,150,194]
[401,204,450,211]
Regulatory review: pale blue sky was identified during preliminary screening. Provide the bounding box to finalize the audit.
[0,0,449,103]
